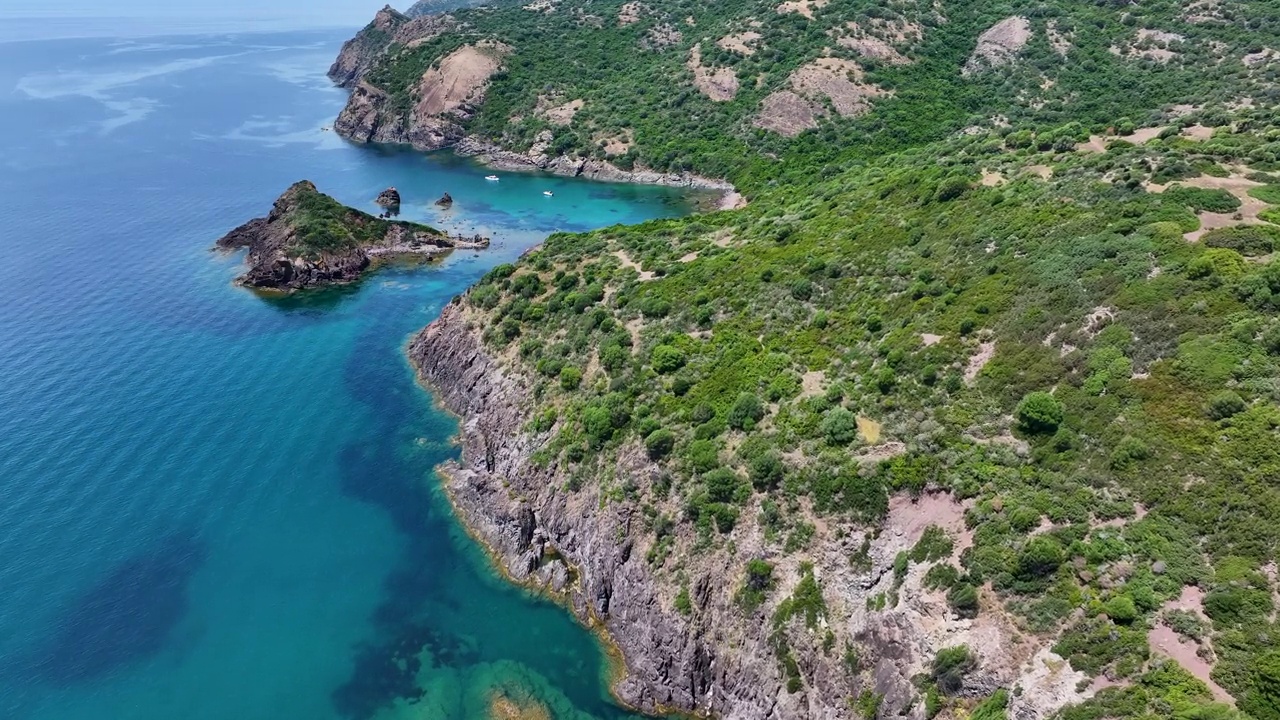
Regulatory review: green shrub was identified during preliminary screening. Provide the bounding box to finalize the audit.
[821,407,859,445]
[1202,225,1280,256]
[737,558,775,611]
[1016,392,1064,433]
[645,428,675,459]
[932,645,976,695]
[651,344,686,374]
[1163,186,1242,214]
[728,392,765,430]
[559,366,582,390]
[1248,185,1280,204]
[1207,391,1247,420]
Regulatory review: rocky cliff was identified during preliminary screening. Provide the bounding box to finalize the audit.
[215,181,486,291]
[407,300,1092,720]
[333,40,510,152]
[327,6,456,89]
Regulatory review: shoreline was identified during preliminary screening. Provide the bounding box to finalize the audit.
[404,301,730,718]
[407,348,669,719]
[452,136,747,212]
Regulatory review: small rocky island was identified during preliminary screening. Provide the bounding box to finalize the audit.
[215,181,487,291]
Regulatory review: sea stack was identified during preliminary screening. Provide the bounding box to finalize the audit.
[375,187,401,211]
[435,192,453,207]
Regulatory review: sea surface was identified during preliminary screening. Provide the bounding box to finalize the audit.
[0,24,701,720]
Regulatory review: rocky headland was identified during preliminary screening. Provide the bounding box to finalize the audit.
[215,181,486,291]
[407,301,1088,720]
[326,7,742,205]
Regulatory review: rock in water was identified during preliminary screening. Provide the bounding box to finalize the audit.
[214,181,486,291]
[376,187,401,210]
[435,192,453,207]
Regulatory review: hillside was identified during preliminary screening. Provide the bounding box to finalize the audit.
[331,2,1280,720]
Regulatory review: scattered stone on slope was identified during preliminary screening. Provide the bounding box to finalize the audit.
[716,31,761,56]
[962,16,1032,76]
[688,45,740,102]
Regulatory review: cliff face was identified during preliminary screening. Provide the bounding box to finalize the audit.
[407,301,1088,720]
[334,41,510,153]
[327,6,456,89]
[215,181,485,291]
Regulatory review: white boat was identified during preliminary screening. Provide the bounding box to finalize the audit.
[484,175,500,181]
[543,191,554,197]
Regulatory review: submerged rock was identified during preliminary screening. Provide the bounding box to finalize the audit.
[215,180,485,291]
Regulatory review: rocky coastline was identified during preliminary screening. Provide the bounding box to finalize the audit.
[215,180,486,292]
[407,298,1100,720]
[325,9,745,210]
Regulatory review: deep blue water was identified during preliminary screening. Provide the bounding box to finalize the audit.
[0,26,699,720]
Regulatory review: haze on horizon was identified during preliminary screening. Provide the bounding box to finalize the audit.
[1,0,395,25]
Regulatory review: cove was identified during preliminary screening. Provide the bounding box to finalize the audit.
[0,25,705,720]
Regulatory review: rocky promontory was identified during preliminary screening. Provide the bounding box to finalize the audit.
[215,181,486,291]
[327,6,455,89]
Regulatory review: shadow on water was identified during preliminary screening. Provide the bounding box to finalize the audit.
[25,530,207,686]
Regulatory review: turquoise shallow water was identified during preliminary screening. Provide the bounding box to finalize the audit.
[0,26,698,720]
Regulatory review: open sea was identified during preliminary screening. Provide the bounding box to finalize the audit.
[0,22,699,720]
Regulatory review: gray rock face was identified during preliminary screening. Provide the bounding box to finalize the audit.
[327,6,455,88]
[408,303,798,719]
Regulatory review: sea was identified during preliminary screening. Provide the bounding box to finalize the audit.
[0,19,702,720]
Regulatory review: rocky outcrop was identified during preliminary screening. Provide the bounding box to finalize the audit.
[215,181,486,291]
[962,16,1032,76]
[376,187,402,210]
[327,6,457,88]
[334,42,510,152]
[435,192,454,207]
[453,135,736,192]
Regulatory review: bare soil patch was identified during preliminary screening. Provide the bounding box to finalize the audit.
[717,32,761,56]
[962,16,1031,76]
[1182,124,1215,140]
[414,42,511,118]
[775,0,828,20]
[791,58,888,117]
[856,416,882,444]
[613,250,655,281]
[618,1,643,26]
[1150,173,1267,241]
[1149,586,1235,705]
[688,45,740,102]
[964,340,996,384]
[536,97,584,126]
[754,90,823,136]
